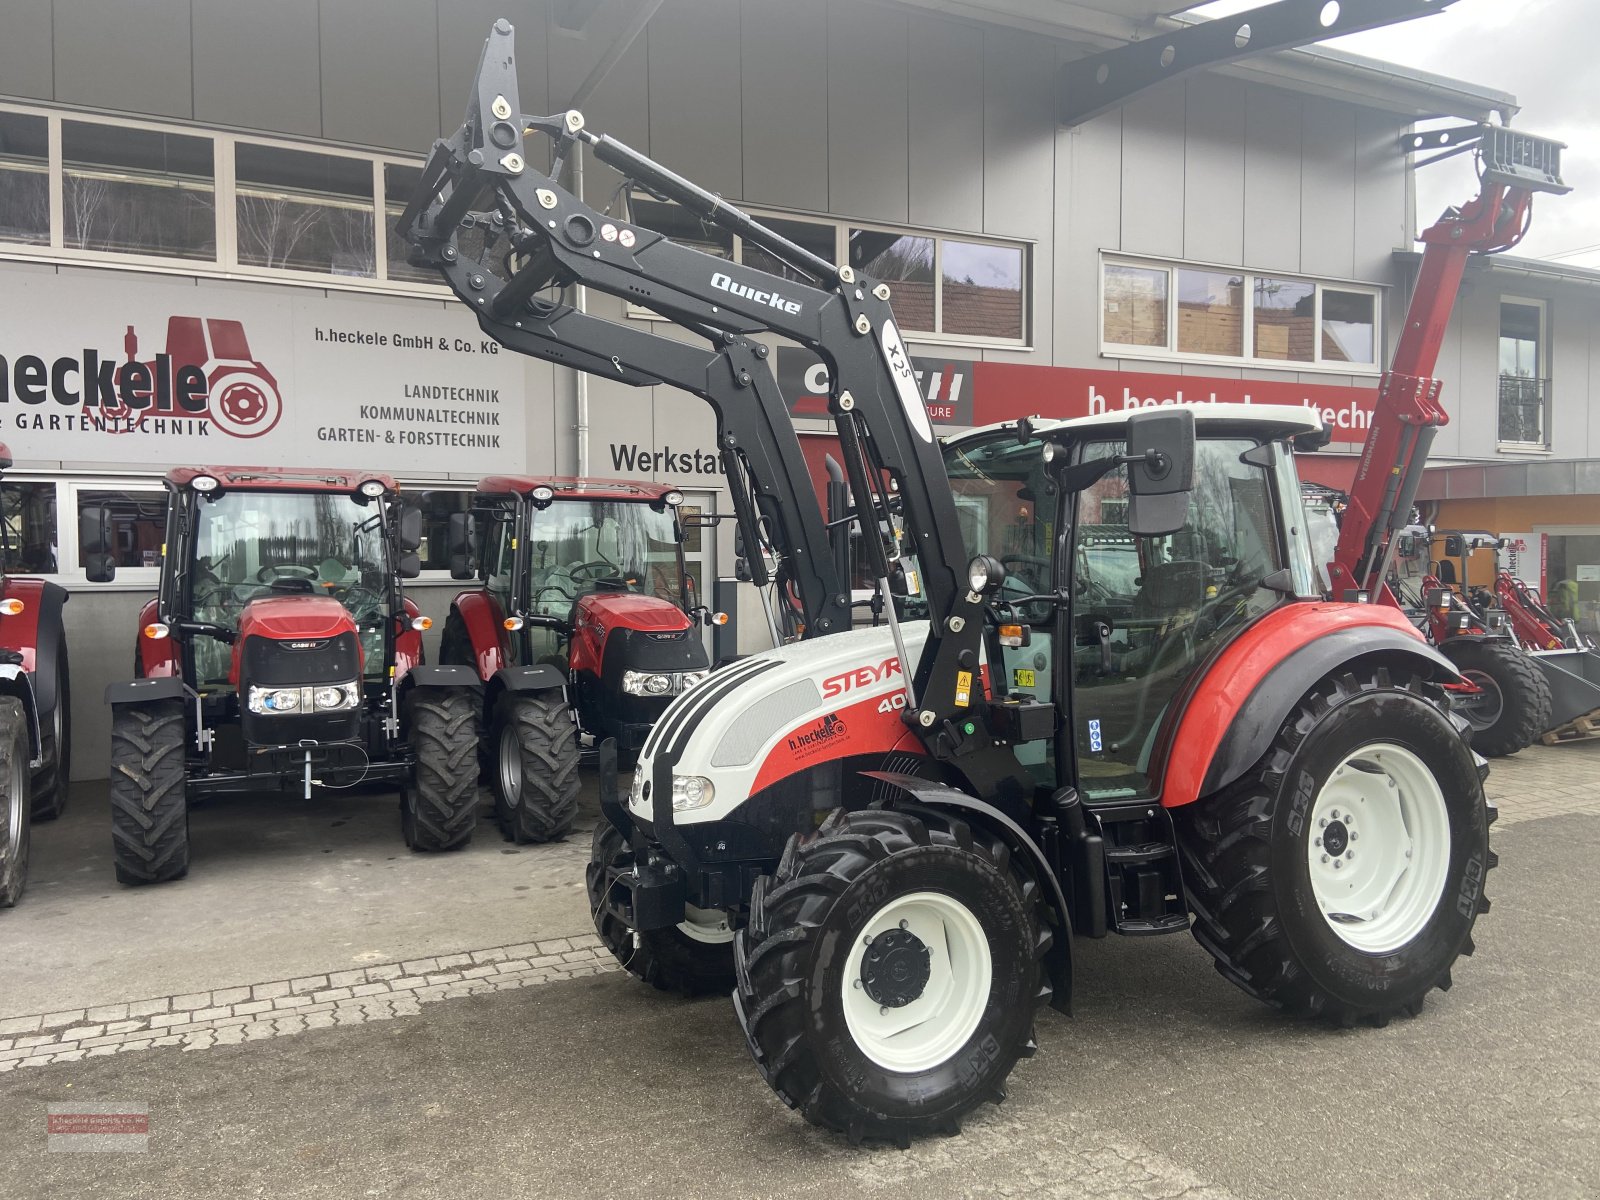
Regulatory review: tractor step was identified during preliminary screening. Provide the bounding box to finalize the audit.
[1112,912,1191,936]
[1089,803,1189,937]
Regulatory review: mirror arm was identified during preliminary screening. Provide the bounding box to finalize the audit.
[173,619,236,644]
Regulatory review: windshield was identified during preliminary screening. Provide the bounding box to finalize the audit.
[943,433,1054,605]
[525,499,684,619]
[190,490,389,682]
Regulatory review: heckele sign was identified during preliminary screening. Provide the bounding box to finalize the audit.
[0,272,526,473]
[777,348,1376,444]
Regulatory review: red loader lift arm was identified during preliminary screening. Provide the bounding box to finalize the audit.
[1329,124,1569,603]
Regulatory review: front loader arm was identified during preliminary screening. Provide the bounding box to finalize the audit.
[401,19,1032,802]
[1329,124,1568,603]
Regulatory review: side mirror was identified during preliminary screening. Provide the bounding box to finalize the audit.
[888,560,910,596]
[1443,534,1465,557]
[398,552,422,579]
[1125,409,1195,537]
[446,512,476,580]
[1394,536,1415,559]
[683,573,697,607]
[80,503,112,556]
[397,505,423,554]
[84,551,117,584]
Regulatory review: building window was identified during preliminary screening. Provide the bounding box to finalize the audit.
[0,112,49,247]
[383,163,436,286]
[1,481,58,574]
[632,194,733,260]
[1103,256,1380,371]
[1498,299,1548,447]
[62,121,215,262]
[411,489,473,573]
[850,231,935,332]
[740,216,836,284]
[941,240,1024,341]
[235,143,375,277]
[77,488,166,572]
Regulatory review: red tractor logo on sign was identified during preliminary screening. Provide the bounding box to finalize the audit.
[99,316,284,438]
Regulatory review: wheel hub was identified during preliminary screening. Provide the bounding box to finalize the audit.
[860,927,931,1008]
[1322,818,1349,858]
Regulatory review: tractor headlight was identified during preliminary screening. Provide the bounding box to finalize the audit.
[314,683,362,711]
[680,670,709,691]
[622,670,675,696]
[247,681,361,714]
[247,686,302,714]
[671,774,714,812]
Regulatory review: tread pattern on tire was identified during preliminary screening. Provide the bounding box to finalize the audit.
[1441,638,1552,757]
[733,805,1050,1145]
[499,692,578,844]
[586,815,735,995]
[0,698,31,906]
[1175,669,1494,1027]
[109,699,189,886]
[404,689,479,852]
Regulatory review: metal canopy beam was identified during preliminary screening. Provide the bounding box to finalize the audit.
[1060,0,1461,127]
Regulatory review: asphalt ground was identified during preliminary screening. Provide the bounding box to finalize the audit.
[2,745,1598,1198]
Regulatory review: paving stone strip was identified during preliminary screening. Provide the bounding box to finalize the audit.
[0,934,617,1072]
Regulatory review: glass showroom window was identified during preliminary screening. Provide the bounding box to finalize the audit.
[941,240,1024,341]
[1320,289,1377,366]
[849,230,935,332]
[740,216,837,284]
[1103,263,1169,348]
[384,163,437,285]
[0,112,49,247]
[1498,300,1547,446]
[632,193,733,259]
[236,143,376,277]
[1,481,58,574]
[77,488,166,573]
[1252,277,1316,363]
[412,490,473,573]
[1176,268,1244,357]
[62,121,215,262]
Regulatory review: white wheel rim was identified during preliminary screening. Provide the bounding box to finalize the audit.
[497,723,522,804]
[1308,742,1452,954]
[840,891,992,1074]
[677,903,733,945]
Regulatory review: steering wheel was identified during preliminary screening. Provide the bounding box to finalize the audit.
[257,563,318,583]
[570,560,627,585]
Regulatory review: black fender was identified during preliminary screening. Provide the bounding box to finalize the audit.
[492,664,567,695]
[863,770,1073,1015]
[1199,626,1462,797]
[30,580,69,718]
[401,664,483,692]
[106,675,187,706]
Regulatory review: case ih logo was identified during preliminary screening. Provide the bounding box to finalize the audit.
[0,315,283,439]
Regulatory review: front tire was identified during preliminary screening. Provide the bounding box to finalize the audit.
[492,691,578,843]
[1176,669,1493,1026]
[0,698,32,907]
[1440,638,1551,757]
[109,699,190,886]
[734,807,1047,1145]
[402,688,479,852]
[30,640,70,821]
[585,814,735,995]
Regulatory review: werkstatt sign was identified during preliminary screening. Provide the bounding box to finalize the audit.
[0,271,526,472]
[777,347,1375,445]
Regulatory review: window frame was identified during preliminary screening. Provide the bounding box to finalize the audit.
[1098,253,1384,376]
[1496,294,1551,452]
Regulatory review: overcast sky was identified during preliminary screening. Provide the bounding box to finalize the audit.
[1187,0,1597,265]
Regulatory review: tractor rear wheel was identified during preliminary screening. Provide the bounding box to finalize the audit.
[586,813,735,995]
[734,806,1048,1145]
[402,688,479,852]
[492,691,578,843]
[30,640,70,821]
[109,699,190,886]
[0,699,32,907]
[1176,669,1493,1026]
[1440,638,1551,757]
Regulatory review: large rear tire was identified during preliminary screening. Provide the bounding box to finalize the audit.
[0,699,32,907]
[30,640,70,821]
[1440,638,1551,757]
[492,691,578,843]
[734,807,1048,1145]
[585,814,735,995]
[109,699,190,886]
[402,688,479,852]
[1176,669,1493,1026]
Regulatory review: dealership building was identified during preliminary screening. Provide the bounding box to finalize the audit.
[0,0,1589,778]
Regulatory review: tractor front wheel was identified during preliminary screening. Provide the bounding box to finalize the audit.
[586,814,735,994]
[1441,638,1551,757]
[0,698,32,906]
[1176,669,1493,1026]
[109,699,190,886]
[402,688,479,852]
[31,640,70,821]
[492,691,578,843]
[734,806,1048,1145]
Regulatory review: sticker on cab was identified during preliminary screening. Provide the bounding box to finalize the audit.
[1013,668,1036,689]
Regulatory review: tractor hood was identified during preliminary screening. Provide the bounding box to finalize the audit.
[236,594,358,643]
[575,591,693,636]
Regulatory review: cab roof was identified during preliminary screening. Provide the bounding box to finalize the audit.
[165,466,400,493]
[476,475,680,502]
[946,402,1325,447]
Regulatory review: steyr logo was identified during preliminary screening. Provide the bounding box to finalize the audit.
[821,656,903,699]
[0,315,284,440]
[710,271,802,316]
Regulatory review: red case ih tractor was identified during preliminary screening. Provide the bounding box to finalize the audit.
[438,476,718,844]
[95,466,482,885]
[402,22,1559,1144]
[0,444,72,908]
